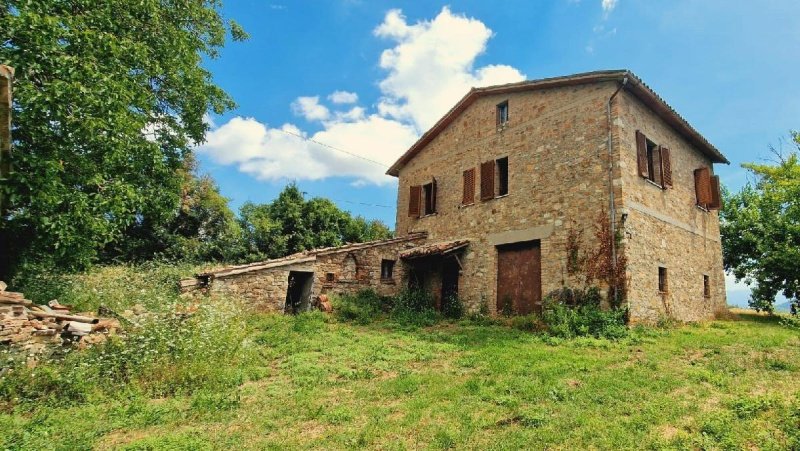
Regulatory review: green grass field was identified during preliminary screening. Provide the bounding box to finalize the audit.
[1,267,799,450]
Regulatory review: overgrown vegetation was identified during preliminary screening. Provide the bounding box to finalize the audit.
[332,286,627,340]
[1,265,799,449]
[1,265,255,411]
[332,288,462,327]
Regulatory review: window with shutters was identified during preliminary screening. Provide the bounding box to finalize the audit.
[462,168,475,205]
[422,180,437,215]
[658,267,668,293]
[480,157,509,201]
[694,167,721,210]
[636,130,672,189]
[703,275,710,298]
[496,100,509,129]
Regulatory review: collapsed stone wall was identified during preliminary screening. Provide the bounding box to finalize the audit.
[192,236,426,312]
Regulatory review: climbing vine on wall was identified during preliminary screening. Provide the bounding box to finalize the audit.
[563,212,628,308]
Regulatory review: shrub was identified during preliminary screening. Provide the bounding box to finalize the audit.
[541,293,628,339]
[391,288,438,326]
[441,294,464,319]
[779,314,800,331]
[510,314,543,332]
[544,287,602,308]
[499,295,514,317]
[331,289,387,325]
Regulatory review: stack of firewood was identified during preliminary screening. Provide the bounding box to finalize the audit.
[0,281,120,354]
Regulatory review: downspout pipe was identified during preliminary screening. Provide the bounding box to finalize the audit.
[607,76,628,308]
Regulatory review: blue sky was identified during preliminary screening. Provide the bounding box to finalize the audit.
[198,0,800,306]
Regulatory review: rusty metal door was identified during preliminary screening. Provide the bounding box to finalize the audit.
[496,241,542,315]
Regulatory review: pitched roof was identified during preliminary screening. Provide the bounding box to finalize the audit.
[399,239,470,259]
[386,69,729,176]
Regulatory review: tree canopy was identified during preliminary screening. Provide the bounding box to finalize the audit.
[238,184,392,261]
[0,0,247,277]
[721,132,800,313]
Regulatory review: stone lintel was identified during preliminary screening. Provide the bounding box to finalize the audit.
[487,224,554,246]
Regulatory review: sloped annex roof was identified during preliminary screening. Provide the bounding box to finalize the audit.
[399,239,470,260]
[386,69,729,176]
[186,232,428,281]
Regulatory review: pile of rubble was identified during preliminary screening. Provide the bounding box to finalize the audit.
[0,281,120,356]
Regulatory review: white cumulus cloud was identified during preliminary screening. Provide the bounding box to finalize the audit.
[374,7,525,131]
[199,7,525,186]
[199,116,417,185]
[328,90,359,104]
[291,96,330,121]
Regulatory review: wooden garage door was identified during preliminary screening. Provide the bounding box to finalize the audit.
[497,241,542,315]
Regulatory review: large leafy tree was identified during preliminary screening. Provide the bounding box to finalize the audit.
[0,0,246,277]
[104,155,246,263]
[239,184,393,260]
[721,132,800,314]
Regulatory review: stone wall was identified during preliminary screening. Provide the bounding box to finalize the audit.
[395,82,619,313]
[202,236,426,312]
[615,90,727,322]
[209,260,314,313]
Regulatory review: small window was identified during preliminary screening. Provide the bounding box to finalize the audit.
[703,275,710,298]
[381,259,395,280]
[325,272,335,283]
[422,180,436,215]
[496,100,509,128]
[658,267,668,293]
[496,157,509,196]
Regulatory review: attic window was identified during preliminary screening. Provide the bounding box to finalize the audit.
[496,100,509,128]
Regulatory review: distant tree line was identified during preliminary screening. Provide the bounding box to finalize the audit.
[103,164,392,265]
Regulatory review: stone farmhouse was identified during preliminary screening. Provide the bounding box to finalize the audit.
[181,70,728,323]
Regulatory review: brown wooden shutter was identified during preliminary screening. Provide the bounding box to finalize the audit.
[636,130,649,178]
[480,160,495,201]
[408,185,421,217]
[694,167,712,208]
[708,175,722,210]
[462,168,475,205]
[660,146,672,188]
[651,145,663,186]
